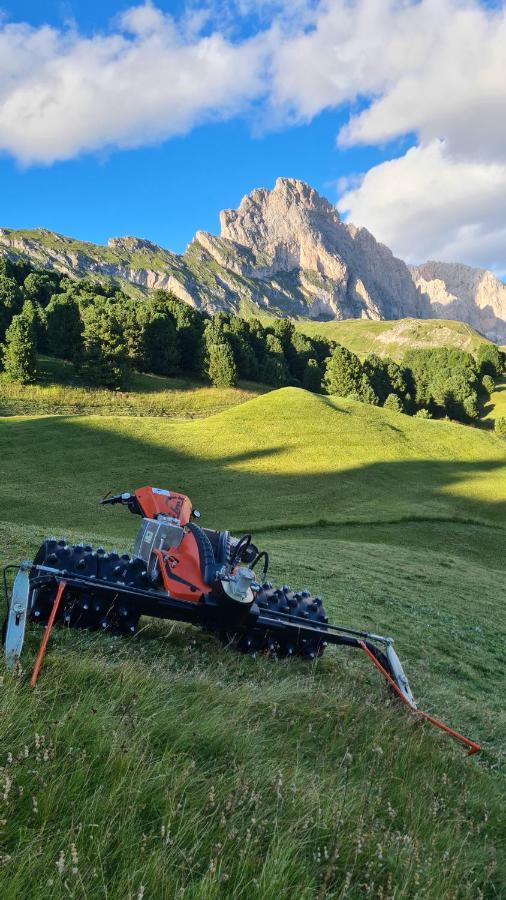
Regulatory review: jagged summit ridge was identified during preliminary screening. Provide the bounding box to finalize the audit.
[194,177,424,321]
[0,177,505,341]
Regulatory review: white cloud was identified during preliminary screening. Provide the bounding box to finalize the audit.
[271,0,506,270]
[338,141,506,273]
[271,0,506,164]
[0,3,266,165]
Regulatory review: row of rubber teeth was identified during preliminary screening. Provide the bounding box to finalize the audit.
[232,631,325,659]
[257,583,329,622]
[44,541,148,586]
[32,596,138,635]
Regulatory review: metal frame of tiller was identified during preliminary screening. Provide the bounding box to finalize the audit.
[3,485,481,757]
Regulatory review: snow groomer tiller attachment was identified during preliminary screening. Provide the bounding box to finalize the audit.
[3,485,480,754]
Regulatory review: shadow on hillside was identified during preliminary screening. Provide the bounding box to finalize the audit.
[1,414,505,538]
[481,379,506,424]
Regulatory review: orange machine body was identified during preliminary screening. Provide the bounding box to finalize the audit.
[154,535,210,602]
[134,486,193,526]
[133,487,209,602]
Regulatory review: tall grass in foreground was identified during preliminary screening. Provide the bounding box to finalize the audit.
[0,623,502,900]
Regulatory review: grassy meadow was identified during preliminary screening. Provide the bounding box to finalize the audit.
[0,356,266,419]
[0,386,505,898]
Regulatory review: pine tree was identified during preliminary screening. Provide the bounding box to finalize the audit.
[0,275,23,343]
[383,393,404,413]
[140,311,179,375]
[2,313,37,383]
[481,374,495,396]
[46,295,83,360]
[23,272,60,307]
[207,339,238,387]
[80,301,130,389]
[302,358,322,392]
[477,343,502,378]
[324,345,364,397]
[261,354,288,387]
[495,417,506,438]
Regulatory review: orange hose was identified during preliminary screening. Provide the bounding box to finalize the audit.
[358,640,481,756]
[30,581,66,687]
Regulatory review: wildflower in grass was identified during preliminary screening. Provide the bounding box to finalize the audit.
[32,796,38,814]
[137,886,145,900]
[70,842,78,875]
[56,851,65,874]
[2,775,12,801]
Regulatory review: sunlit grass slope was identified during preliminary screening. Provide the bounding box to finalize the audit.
[0,388,505,898]
[1,388,504,536]
[297,318,491,361]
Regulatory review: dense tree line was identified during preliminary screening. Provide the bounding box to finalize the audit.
[0,260,332,391]
[0,259,504,426]
[324,342,505,422]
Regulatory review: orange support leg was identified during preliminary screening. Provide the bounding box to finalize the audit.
[30,581,66,687]
[358,640,481,756]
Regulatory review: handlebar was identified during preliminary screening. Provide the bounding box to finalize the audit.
[100,492,132,506]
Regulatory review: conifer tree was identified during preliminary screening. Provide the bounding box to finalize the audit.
[207,339,237,387]
[302,358,322,392]
[46,295,83,360]
[383,393,404,413]
[80,301,130,389]
[324,345,364,397]
[1,312,37,383]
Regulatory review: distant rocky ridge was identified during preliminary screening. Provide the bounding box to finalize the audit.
[410,261,506,344]
[1,177,505,342]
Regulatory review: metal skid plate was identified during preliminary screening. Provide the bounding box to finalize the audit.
[4,561,31,669]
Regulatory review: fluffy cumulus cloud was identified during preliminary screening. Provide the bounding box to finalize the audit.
[271,0,506,271]
[338,141,506,269]
[0,0,505,269]
[0,2,266,164]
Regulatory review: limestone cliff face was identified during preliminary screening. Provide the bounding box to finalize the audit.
[195,177,425,321]
[1,179,505,342]
[411,261,506,344]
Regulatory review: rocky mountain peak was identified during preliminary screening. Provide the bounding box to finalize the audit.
[1,177,505,341]
[217,177,341,273]
[195,177,424,321]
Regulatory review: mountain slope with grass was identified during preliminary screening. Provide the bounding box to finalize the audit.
[296,317,493,362]
[0,387,505,898]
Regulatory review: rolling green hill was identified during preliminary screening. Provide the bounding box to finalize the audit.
[296,317,492,361]
[0,388,505,898]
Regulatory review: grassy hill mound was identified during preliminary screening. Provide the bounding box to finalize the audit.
[296,318,491,361]
[0,388,504,897]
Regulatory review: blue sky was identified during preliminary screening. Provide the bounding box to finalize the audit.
[0,1,504,271]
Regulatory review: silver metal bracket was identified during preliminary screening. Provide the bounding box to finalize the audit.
[5,561,31,669]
